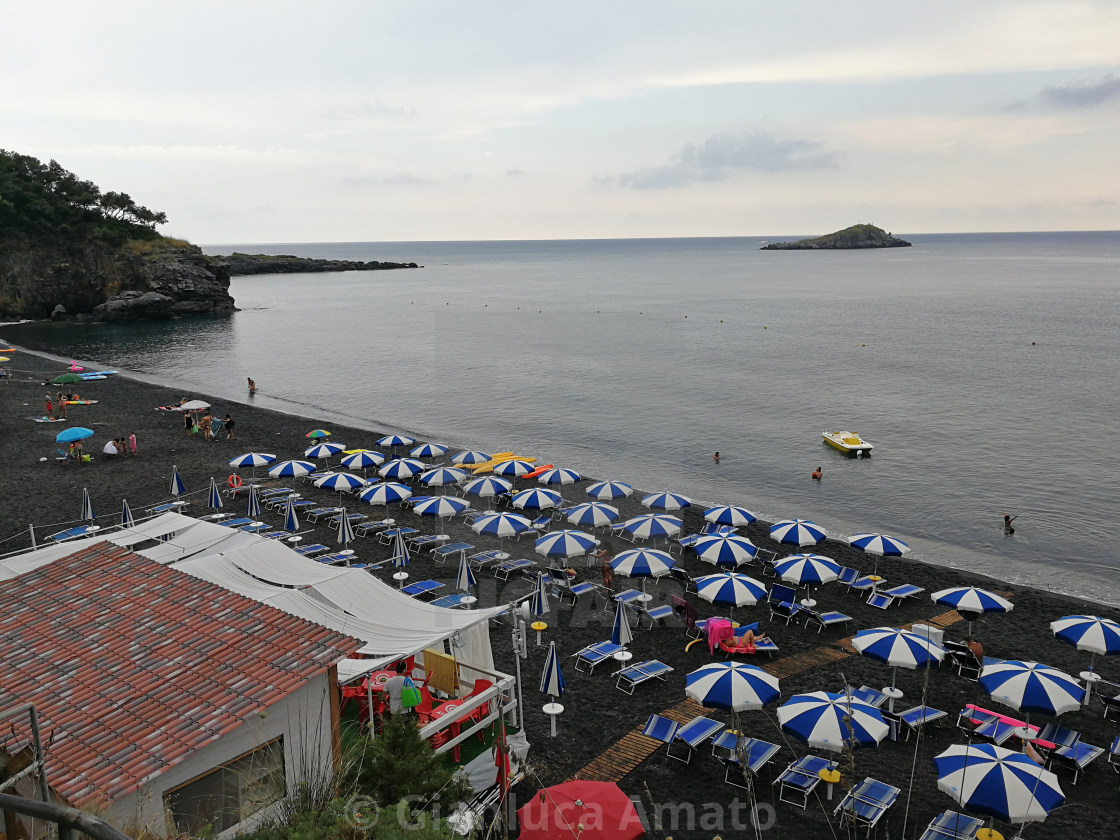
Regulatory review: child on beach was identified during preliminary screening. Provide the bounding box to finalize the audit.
[45,393,53,419]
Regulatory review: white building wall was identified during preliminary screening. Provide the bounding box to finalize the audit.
[108,673,336,837]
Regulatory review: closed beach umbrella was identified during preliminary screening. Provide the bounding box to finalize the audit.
[121,499,135,528]
[853,627,945,690]
[774,553,841,602]
[540,640,565,698]
[849,532,912,556]
[537,467,581,485]
[228,452,276,479]
[305,429,331,439]
[269,459,316,478]
[769,518,827,546]
[704,505,757,527]
[377,434,416,448]
[56,426,94,443]
[641,491,691,511]
[566,502,619,529]
[1051,615,1120,670]
[686,662,779,712]
[694,534,759,568]
[586,480,633,500]
[979,660,1085,717]
[246,484,262,518]
[933,743,1065,824]
[390,529,410,573]
[379,458,427,480]
[410,442,449,459]
[454,553,477,593]
[414,495,470,527]
[511,487,562,512]
[420,466,468,489]
[358,481,412,507]
[341,451,386,473]
[932,587,1014,636]
[451,450,491,465]
[207,477,224,511]
[80,488,95,523]
[622,513,682,541]
[283,495,300,532]
[529,572,551,617]
[170,465,186,497]
[472,512,533,539]
[463,476,514,501]
[493,459,535,478]
[336,508,355,546]
[316,472,366,493]
[305,442,344,459]
[535,529,598,559]
[695,573,767,614]
[778,691,888,753]
[610,598,634,647]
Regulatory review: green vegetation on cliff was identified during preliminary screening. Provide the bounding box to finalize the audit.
[761,223,911,250]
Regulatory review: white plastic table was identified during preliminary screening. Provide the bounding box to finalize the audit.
[882,686,903,712]
[393,571,409,589]
[543,702,564,737]
[1081,670,1102,706]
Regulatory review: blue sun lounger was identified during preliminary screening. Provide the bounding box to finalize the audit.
[314,551,356,565]
[640,714,680,754]
[918,811,984,840]
[774,755,837,808]
[432,542,473,563]
[306,506,344,522]
[240,522,270,533]
[802,607,853,632]
[408,534,447,550]
[468,549,506,569]
[355,519,393,537]
[667,716,724,764]
[850,686,889,708]
[1049,741,1104,784]
[402,579,444,598]
[615,660,673,694]
[834,777,900,834]
[720,738,781,789]
[898,705,948,739]
[494,558,535,580]
[573,641,624,674]
[379,527,417,544]
[294,543,329,556]
[218,518,253,528]
[430,593,472,609]
[47,525,101,542]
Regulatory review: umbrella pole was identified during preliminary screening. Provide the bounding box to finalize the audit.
[28,524,36,549]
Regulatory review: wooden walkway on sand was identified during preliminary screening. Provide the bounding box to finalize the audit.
[571,607,966,783]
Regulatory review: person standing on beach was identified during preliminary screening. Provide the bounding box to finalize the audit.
[45,393,53,420]
[184,410,194,436]
[57,392,67,419]
[1003,513,1017,535]
[200,411,212,441]
[225,414,235,440]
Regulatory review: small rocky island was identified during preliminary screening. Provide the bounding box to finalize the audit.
[762,224,911,250]
[223,253,419,275]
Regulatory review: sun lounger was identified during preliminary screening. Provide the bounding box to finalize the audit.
[850,686,889,708]
[567,581,598,606]
[666,716,723,764]
[468,549,507,570]
[919,811,984,840]
[47,525,101,542]
[774,755,837,808]
[767,584,803,625]
[669,566,696,591]
[313,551,356,565]
[408,534,448,550]
[1108,736,1120,773]
[880,583,924,600]
[355,519,393,537]
[867,592,898,609]
[219,517,253,528]
[1098,679,1120,720]
[260,530,289,540]
[641,604,675,628]
[306,506,344,522]
[835,777,900,833]
[301,471,333,484]
[328,512,367,527]
[721,738,781,789]
[430,593,472,609]
[640,714,679,754]
[719,635,778,657]
[615,660,673,694]
[836,566,860,586]
[402,579,444,598]
[294,543,329,556]
[494,558,535,580]
[573,641,624,674]
[379,527,418,544]
[240,522,270,533]
[898,705,948,739]
[148,501,189,513]
[1049,742,1103,784]
[432,542,473,563]
[848,575,879,592]
[802,607,853,632]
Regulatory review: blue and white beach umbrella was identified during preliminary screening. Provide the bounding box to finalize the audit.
[451,450,491,465]
[414,495,470,525]
[778,692,889,753]
[511,487,562,511]
[358,481,412,507]
[80,488,95,523]
[586,480,633,501]
[694,534,759,568]
[932,587,1014,635]
[535,529,598,559]
[170,465,186,497]
[704,505,757,527]
[566,502,620,529]
[769,518,827,546]
[377,434,416,448]
[686,662,780,712]
[207,477,225,511]
[774,553,841,586]
[228,452,276,470]
[121,499,135,528]
[410,442,449,459]
[493,459,535,478]
[849,532,912,556]
[390,529,410,570]
[1051,615,1120,667]
[610,597,634,647]
[641,491,691,512]
[420,466,468,488]
[472,512,533,539]
[454,553,477,593]
[979,660,1085,717]
[853,627,945,689]
[694,573,767,610]
[304,442,345,459]
[540,639,565,698]
[316,472,367,493]
[611,548,676,580]
[336,508,355,546]
[529,572,551,616]
[537,467,581,486]
[341,451,386,472]
[934,743,1065,824]
[622,513,683,541]
[463,476,514,500]
[268,459,316,478]
[246,484,261,518]
[379,458,427,480]
[283,495,300,532]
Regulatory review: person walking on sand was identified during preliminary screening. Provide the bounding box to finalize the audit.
[811,466,822,481]
[225,414,235,440]
[247,377,256,395]
[1003,513,1017,535]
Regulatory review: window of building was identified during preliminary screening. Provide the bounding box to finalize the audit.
[164,738,286,835]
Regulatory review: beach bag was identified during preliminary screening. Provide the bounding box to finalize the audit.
[400,677,422,709]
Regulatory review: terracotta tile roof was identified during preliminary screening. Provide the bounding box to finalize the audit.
[0,543,360,806]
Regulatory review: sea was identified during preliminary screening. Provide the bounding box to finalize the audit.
[4,232,1119,602]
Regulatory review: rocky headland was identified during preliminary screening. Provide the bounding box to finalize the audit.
[222,253,419,275]
[762,223,912,250]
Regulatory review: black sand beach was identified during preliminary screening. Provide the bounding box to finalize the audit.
[2,346,1118,840]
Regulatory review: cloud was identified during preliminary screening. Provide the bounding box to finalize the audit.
[342,173,427,187]
[615,132,837,189]
[1040,73,1120,107]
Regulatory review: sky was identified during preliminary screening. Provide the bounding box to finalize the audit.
[3,1,1119,242]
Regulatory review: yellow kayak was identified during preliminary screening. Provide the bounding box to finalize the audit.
[471,454,535,474]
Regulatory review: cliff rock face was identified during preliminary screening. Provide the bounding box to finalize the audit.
[761,224,911,250]
[0,239,236,321]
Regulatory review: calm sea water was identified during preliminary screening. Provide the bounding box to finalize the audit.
[5,233,1120,601]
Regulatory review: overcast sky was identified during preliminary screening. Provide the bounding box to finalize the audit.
[4,1,1118,242]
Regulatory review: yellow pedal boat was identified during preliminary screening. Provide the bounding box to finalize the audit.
[822,431,873,456]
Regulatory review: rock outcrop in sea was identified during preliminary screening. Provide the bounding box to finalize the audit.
[761,224,911,250]
[222,253,419,275]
